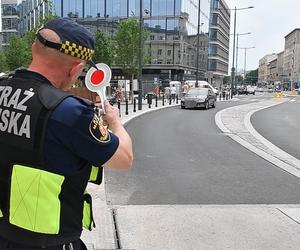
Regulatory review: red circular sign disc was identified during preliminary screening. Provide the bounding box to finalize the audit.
[91,70,105,85]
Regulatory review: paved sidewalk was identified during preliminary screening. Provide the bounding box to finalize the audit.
[82,97,300,250]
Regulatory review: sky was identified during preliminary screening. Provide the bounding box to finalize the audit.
[225,0,300,72]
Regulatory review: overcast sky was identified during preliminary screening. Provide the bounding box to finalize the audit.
[225,0,300,72]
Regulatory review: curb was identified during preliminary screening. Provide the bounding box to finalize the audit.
[215,99,300,178]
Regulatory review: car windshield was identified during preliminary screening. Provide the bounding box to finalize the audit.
[186,89,208,96]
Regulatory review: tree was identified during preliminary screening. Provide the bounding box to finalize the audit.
[0,52,7,72]
[114,19,149,99]
[93,29,114,66]
[223,76,231,85]
[24,14,57,47]
[245,69,258,85]
[5,35,31,70]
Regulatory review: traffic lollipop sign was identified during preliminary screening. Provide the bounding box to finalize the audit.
[85,63,111,114]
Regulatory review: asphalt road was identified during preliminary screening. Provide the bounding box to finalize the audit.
[105,98,300,205]
[251,96,300,160]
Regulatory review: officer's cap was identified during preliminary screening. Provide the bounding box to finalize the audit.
[37,18,95,61]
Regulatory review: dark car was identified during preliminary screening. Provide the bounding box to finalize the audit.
[181,87,216,109]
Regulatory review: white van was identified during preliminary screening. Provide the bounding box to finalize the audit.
[185,80,218,95]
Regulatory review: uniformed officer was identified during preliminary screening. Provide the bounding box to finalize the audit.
[0,18,133,249]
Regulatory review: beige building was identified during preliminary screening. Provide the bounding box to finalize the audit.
[258,53,277,84]
[268,58,277,84]
[283,28,300,86]
[276,51,284,83]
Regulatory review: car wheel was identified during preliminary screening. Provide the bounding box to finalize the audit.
[181,105,185,109]
[205,101,209,110]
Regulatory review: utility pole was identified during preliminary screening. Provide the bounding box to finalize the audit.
[137,0,143,110]
[195,0,201,87]
[230,7,237,98]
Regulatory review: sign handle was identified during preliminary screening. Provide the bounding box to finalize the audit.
[97,89,107,115]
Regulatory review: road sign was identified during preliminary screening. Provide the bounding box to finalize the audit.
[85,63,111,113]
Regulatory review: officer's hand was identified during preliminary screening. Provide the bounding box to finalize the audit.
[102,100,122,131]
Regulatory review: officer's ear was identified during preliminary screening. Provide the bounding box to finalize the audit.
[69,62,85,84]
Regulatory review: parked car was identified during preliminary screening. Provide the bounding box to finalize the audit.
[181,87,216,109]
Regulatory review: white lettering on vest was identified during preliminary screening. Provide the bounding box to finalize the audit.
[0,87,35,138]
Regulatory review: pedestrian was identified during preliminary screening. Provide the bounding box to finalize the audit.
[170,84,177,102]
[0,18,133,250]
[182,82,189,96]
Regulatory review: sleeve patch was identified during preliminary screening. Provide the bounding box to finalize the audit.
[89,114,111,143]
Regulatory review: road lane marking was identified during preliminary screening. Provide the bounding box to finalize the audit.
[215,99,300,178]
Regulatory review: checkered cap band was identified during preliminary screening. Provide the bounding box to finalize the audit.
[60,40,94,61]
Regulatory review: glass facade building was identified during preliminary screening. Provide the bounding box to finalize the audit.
[1,0,18,49]
[208,0,230,88]
[18,0,212,82]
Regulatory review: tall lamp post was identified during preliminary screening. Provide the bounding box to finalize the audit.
[232,32,251,87]
[238,46,255,83]
[230,6,254,98]
[138,0,144,110]
[195,0,202,88]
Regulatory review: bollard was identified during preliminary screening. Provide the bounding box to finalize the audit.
[162,95,165,106]
[133,98,136,112]
[117,101,121,117]
[155,95,158,107]
[219,93,222,101]
[147,94,152,108]
[169,95,172,105]
[176,95,178,104]
[125,99,129,115]
[226,93,228,100]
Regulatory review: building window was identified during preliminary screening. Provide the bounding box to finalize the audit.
[150,35,155,40]
[158,49,162,55]
[167,50,172,56]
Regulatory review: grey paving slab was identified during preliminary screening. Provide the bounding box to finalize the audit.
[81,101,179,249]
[115,205,300,250]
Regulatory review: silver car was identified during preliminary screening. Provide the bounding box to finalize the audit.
[181,88,216,109]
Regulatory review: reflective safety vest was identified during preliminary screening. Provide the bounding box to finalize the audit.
[0,74,103,247]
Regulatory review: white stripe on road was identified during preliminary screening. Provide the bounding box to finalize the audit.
[215,100,300,178]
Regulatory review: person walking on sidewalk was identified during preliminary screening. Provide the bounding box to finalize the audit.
[0,18,133,250]
[170,84,177,102]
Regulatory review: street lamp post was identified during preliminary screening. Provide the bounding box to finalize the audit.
[195,0,201,88]
[137,0,143,110]
[238,46,255,83]
[229,6,254,98]
[232,32,251,87]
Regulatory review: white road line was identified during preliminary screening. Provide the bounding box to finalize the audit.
[215,100,300,178]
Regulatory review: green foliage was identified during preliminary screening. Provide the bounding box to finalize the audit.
[24,14,57,47]
[245,69,258,84]
[4,35,31,70]
[0,52,7,72]
[223,76,231,85]
[114,19,149,77]
[93,29,114,66]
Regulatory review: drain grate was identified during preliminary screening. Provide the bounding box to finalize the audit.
[111,208,122,249]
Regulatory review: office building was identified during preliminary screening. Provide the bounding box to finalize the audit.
[208,0,230,89]
[1,0,18,49]
[18,0,211,83]
[258,53,277,84]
